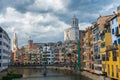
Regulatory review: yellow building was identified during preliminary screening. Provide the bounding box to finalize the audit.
[117,5,120,80]
[101,33,112,71]
[102,7,120,79]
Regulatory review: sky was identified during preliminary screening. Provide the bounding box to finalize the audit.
[0,0,120,47]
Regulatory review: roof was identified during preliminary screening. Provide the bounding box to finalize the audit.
[92,14,116,31]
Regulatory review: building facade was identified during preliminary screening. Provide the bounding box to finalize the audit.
[41,46,54,64]
[103,12,120,79]
[82,27,93,72]
[11,33,19,63]
[0,27,10,71]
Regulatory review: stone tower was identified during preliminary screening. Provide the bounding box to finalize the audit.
[12,33,18,52]
[64,16,79,41]
[71,15,79,28]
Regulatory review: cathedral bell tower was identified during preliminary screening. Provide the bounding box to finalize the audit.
[12,33,18,53]
[71,15,79,28]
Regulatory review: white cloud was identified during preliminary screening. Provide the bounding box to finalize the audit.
[0,7,70,47]
[27,0,70,12]
[99,2,119,15]
[79,23,92,30]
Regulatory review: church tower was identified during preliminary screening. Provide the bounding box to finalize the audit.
[64,16,79,41]
[12,33,18,52]
[71,16,79,28]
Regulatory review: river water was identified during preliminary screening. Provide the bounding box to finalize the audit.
[11,67,92,80]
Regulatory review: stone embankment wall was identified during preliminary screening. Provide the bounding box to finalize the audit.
[48,66,112,80]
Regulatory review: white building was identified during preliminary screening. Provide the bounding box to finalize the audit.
[64,16,79,41]
[41,45,54,64]
[11,33,18,63]
[110,15,120,44]
[0,27,10,71]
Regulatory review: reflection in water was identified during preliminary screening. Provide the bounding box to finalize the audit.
[11,68,92,80]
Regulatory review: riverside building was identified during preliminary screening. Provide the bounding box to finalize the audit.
[0,27,10,71]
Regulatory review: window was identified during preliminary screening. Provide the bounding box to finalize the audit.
[118,38,120,44]
[108,65,110,75]
[0,49,1,53]
[0,35,2,38]
[106,52,109,61]
[102,54,105,61]
[115,27,119,35]
[116,65,119,78]
[112,51,117,61]
[95,67,102,71]
[92,64,94,69]
[94,45,99,53]
[114,40,117,45]
[101,42,105,48]
[112,29,114,34]
[0,41,2,45]
[112,65,114,77]
[100,35,104,40]
[0,56,1,59]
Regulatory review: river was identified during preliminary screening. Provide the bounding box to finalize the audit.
[10,67,92,80]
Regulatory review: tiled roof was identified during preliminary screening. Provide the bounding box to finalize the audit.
[94,14,116,31]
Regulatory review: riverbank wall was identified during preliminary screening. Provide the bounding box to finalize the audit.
[47,66,112,80]
[4,66,112,80]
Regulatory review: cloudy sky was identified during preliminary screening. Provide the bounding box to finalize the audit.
[0,0,120,47]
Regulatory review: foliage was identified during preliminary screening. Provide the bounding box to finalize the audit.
[2,73,23,80]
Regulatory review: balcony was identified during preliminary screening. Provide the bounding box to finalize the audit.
[106,45,118,51]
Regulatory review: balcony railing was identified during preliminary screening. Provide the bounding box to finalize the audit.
[106,45,118,51]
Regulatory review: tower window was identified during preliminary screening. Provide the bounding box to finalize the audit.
[73,21,74,25]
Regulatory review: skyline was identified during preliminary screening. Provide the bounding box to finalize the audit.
[0,0,120,47]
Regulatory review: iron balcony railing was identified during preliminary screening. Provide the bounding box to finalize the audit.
[106,45,118,51]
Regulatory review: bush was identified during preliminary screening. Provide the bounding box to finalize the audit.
[2,73,23,80]
[7,73,23,78]
[2,76,13,80]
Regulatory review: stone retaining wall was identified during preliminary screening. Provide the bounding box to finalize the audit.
[47,66,112,80]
